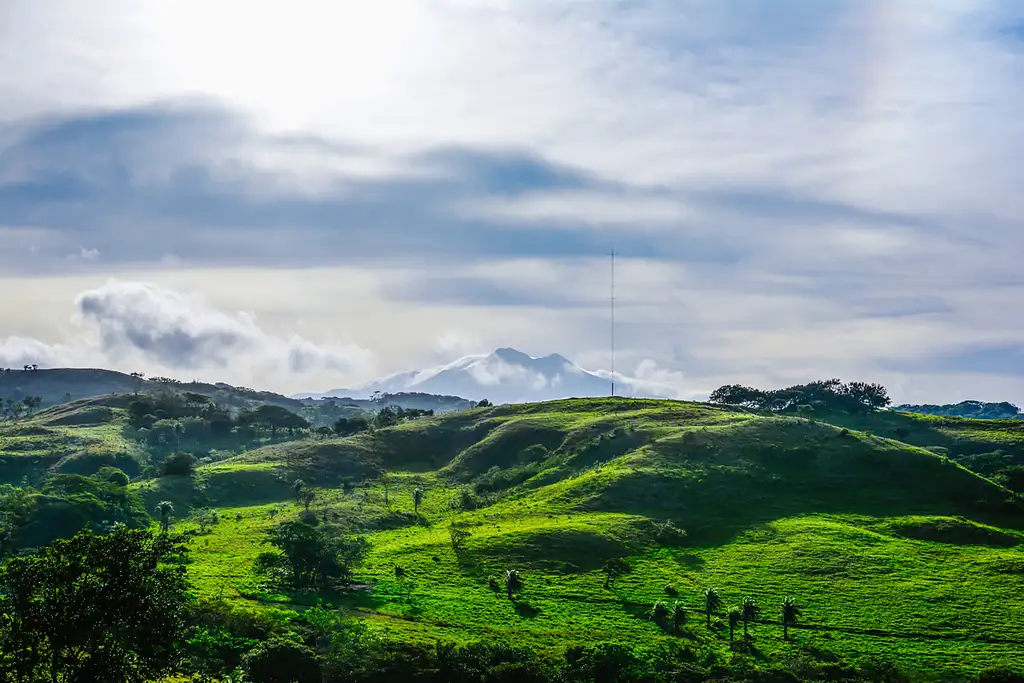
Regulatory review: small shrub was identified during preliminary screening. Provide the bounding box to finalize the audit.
[653,520,688,546]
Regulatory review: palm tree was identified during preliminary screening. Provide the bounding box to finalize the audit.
[671,601,687,633]
[647,600,669,626]
[728,608,741,644]
[782,596,801,640]
[413,487,424,514]
[741,597,759,640]
[156,501,174,533]
[703,587,722,627]
[504,569,523,600]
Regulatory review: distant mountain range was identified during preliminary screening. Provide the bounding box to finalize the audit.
[294,347,683,404]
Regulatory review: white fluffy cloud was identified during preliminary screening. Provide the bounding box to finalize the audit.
[0,279,375,387]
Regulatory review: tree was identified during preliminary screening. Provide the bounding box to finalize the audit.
[156,500,174,533]
[504,569,524,600]
[21,395,42,414]
[476,398,492,408]
[333,415,370,437]
[708,384,763,408]
[293,478,306,506]
[413,487,424,514]
[300,488,317,512]
[741,597,759,640]
[671,601,687,633]
[373,405,404,429]
[0,487,33,558]
[844,381,892,410]
[782,596,801,639]
[703,587,722,627]
[241,638,322,683]
[728,608,741,644]
[448,523,471,554]
[259,521,370,590]
[602,557,631,589]
[247,404,310,437]
[382,471,391,510]
[646,600,669,626]
[0,527,189,683]
[162,451,196,476]
[191,507,217,534]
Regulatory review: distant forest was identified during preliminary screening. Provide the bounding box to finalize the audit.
[894,400,1023,420]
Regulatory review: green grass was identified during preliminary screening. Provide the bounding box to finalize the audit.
[7,396,1024,677]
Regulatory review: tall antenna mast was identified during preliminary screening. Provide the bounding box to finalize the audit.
[610,245,616,398]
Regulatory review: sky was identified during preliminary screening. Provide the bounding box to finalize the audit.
[1,0,1023,404]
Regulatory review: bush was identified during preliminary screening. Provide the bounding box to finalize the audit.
[975,667,1024,683]
[94,466,130,487]
[241,638,321,683]
[162,452,197,477]
[653,520,687,546]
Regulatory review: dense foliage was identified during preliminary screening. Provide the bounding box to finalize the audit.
[0,469,147,554]
[0,527,189,682]
[709,379,891,413]
[255,520,371,591]
[895,400,1023,420]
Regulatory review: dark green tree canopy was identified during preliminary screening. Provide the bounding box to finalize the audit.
[710,379,891,413]
[0,527,190,682]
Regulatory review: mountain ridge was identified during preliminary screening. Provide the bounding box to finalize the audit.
[295,347,682,403]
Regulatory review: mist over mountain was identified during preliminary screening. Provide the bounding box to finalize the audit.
[295,347,683,404]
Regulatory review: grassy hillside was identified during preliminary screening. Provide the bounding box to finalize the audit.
[3,396,1023,679]
[120,398,1021,680]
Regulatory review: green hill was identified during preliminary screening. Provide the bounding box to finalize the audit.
[3,396,1024,679]
[141,398,1022,679]
[0,367,307,410]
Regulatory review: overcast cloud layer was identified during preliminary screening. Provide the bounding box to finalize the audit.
[1,0,1023,403]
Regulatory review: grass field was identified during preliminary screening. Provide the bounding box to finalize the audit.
[5,396,1024,678]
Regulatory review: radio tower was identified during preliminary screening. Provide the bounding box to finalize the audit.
[610,245,616,398]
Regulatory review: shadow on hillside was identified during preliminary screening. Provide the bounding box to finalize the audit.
[513,602,540,618]
[575,424,1024,546]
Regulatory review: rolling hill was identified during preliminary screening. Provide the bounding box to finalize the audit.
[3,393,1024,679]
[136,399,1024,678]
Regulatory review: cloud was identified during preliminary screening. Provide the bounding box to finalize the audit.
[0,336,66,369]
[434,330,485,357]
[2,1,1024,404]
[0,279,375,387]
[455,190,694,229]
